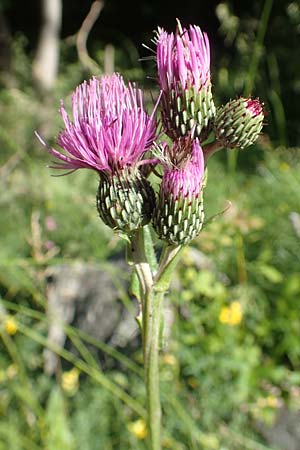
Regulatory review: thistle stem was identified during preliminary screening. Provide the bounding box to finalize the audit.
[143,288,163,450]
[130,233,182,450]
[202,140,222,162]
[142,244,182,449]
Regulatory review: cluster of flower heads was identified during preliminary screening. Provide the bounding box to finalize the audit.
[37,20,264,245]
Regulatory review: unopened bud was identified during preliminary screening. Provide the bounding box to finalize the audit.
[153,140,205,245]
[214,98,264,149]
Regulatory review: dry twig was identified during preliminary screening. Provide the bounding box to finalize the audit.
[76,0,104,73]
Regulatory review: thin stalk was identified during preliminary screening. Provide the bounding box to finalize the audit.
[142,285,152,360]
[155,244,182,291]
[130,231,181,449]
[143,288,163,450]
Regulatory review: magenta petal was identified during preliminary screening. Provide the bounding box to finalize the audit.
[162,140,205,199]
[36,73,158,174]
[156,21,211,92]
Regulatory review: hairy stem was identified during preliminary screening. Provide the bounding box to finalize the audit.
[143,288,163,450]
[130,232,182,450]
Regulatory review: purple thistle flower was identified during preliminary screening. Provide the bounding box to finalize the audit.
[161,139,204,200]
[36,73,157,174]
[153,138,205,245]
[154,20,216,140]
[36,73,159,234]
[156,21,210,93]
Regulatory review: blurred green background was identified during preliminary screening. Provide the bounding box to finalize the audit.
[1,0,300,449]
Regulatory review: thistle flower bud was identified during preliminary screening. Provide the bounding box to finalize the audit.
[214,98,264,149]
[153,139,205,245]
[155,21,216,141]
[164,84,215,141]
[97,169,155,233]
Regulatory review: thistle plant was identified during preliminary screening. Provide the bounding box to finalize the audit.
[37,19,264,450]
[156,20,216,140]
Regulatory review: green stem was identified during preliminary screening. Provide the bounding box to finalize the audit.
[127,229,153,295]
[143,245,182,449]
[155,244,183,291]
[143,288,163,450]
[129,232,182,450]
[202,141,223,163]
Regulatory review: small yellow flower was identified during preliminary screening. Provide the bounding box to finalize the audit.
[267,395,279,408]
[219,301,243,326]
[4,316,18,335]
[61,367,80,394]
[162,353,177,366]
[260,395,280,408]
[128,418,147,440]
[7,364,18,379]
[280,162,290,172]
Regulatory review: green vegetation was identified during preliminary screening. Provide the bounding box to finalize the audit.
[1,2,300,449]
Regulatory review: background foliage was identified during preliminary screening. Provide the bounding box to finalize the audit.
[1,1,300,449]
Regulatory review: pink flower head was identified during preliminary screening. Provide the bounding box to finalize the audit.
[245,98,264,118]
[162,139,204,200]
[36,74,157,174]
[156,20,211,93]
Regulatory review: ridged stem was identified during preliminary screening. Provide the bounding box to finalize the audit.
[143,287,163,450]
[129,229,161,449]
[130,233,182,450]
[143,244,182,449]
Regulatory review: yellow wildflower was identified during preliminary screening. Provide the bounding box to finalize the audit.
[280,162,290,172]
[128,418,147,440]
[257,395,280,409]
[7,364,18,379]
[61,367,80,394]
[4,316,18,335]
[266,395,280,408]
[219,301,242,325]
[162,353,177,366]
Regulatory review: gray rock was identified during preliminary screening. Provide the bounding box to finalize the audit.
[257,408,300,450]
[44,261,138,374]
